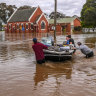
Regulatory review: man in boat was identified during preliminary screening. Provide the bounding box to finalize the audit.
[66,35,75,45]
[66,35,76,53]
[32,38,48,64]
[77,42,94,58]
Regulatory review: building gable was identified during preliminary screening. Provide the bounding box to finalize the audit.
[29,6,43,23]
[74,18,81,27]
[36,13,49,24]
[28,7,39,22]
[8,7,37,23]
[37,14,49,33]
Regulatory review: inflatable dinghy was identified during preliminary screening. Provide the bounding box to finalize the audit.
[41,37,74,61]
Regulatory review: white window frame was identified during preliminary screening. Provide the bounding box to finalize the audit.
[41,20,46,30]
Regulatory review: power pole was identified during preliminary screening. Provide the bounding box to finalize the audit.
[54,0,57,43]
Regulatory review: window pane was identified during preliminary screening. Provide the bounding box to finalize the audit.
[31,24,33,29]
[26,24,28,29]
[17,24,19,29]
[41,22,45,29]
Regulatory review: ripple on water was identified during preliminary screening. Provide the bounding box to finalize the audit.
[0,33,96,96]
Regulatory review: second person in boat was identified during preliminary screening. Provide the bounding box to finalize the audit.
[65,35,76,53]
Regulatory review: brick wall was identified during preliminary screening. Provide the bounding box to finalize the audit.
[74,18,81,27]
[29,7,42,22]
[38,15,49,33]
[7,22,34,32]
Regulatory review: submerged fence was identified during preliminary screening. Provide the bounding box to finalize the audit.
[82,28,96,33]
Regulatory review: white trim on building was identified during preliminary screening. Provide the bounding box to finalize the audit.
[41,20,46,30]
[7,9,17,23]
[28,6,39,22]
[36,13,49,24]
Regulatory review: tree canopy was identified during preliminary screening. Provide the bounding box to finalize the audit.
[0,3,32,24]
[0,3,17,23]
[49,12,66,19]
[18,5,32,10]
[81,0,96,28]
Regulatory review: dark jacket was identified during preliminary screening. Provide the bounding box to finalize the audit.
[32,42,48,60]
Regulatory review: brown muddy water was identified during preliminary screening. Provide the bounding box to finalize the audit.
[0,32,96,96]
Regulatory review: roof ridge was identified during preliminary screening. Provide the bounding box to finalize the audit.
[17,7,37,11]
[49,17,76,20]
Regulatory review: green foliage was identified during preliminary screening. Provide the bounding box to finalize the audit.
[0,22,2,31]
[0,3,35,24]
[18,5,32,10]
[81,0,96,28]
[0,3,17,23]
[49,12,66,19]
[74,26,82,31]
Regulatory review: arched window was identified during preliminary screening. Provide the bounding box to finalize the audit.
[41,21,45,29]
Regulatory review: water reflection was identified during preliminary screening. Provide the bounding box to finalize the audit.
[4,31,62,42]
[0,45,8,63]
[85,37,96,48]
[0,42,33,64]
[0,32,96,96]
[0,31,5,41]
[34,62,72,86]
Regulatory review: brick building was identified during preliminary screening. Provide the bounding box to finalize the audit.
[49,17,81,34]
[6,6,81,34]
[7,6,49,33]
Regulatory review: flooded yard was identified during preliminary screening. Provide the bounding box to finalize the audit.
[0,32,96,96]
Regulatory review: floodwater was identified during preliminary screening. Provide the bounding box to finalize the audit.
[0,32,96,96]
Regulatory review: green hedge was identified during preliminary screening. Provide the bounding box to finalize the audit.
[74,26,82,31]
